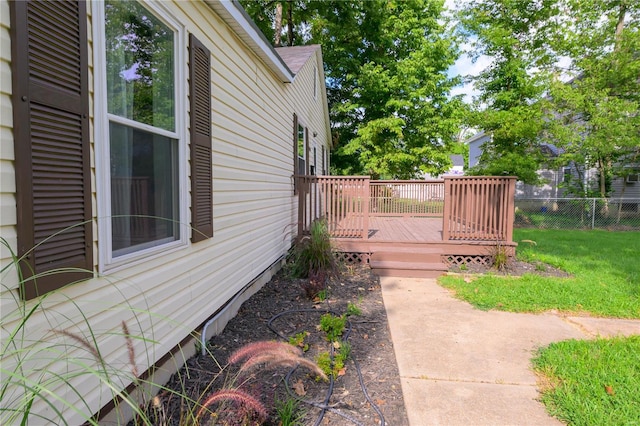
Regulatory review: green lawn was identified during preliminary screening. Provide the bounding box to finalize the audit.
[439,229,640,318]
[439,229,640,425]
[532,336,640,426]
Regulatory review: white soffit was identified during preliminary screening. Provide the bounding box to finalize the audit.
[205,0,294,83]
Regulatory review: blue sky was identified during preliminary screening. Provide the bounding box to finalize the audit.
[444,0,487,104]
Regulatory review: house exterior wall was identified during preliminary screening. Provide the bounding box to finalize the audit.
[0,1,331,423]
[284,47,331,176]
[612,177,640,199]
[466,132,491,168]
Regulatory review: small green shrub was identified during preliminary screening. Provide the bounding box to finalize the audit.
[315,342,352,379]
[346,302,362,316]
[316,289,328,301]
[288,331,310,352]
[315,351,332,379]
[319,313,346,342]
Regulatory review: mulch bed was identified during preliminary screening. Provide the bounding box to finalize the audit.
[143,257,567,425]
[148,264,409,425]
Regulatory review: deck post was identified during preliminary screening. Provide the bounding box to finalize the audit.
[442,179,452,241]
[362,178,370,239]
[505,177,516,242]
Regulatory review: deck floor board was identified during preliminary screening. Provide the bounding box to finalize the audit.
[366,217,443,242]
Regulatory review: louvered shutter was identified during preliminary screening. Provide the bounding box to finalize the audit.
[189,34,213,242]
[10,0,93,300]
[293,113,298,192]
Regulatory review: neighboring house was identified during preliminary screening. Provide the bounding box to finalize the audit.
[466,130,491,170]
[420,155,465,180]
[0,1,330,423]
[442,154,465,177]
[464,131,640,203]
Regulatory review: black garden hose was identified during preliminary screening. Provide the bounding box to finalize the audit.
[267,308,386,426]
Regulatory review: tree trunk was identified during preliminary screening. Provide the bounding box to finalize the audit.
[287,0,294,46]
[274,3,283,47]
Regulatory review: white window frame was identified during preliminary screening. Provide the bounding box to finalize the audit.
[297,119,307,174]
[93,0,188,273]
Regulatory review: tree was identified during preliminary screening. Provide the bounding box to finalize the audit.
[239,0,315,46]
[460,0,639,193]
[543,0,640,198]
[459,0,559,184]
[241,0,465,179]
[311,0,464,178]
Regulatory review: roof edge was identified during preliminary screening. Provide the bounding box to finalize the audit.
[205,0,293,83]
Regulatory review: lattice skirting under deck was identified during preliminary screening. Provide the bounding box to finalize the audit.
[443,255,492,268]
[335,252,371,265]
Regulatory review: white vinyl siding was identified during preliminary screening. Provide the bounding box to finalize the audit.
[0,0,17,286]
[0,1,331,423]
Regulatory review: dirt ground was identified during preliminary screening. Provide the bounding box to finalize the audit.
[147,258,569,425]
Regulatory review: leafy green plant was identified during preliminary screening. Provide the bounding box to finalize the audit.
[315,351,332,379]
[319,313,346,342]
[346,302,362,316]
[288,331,310,352]
[315,342,351,379]
[316,289,328,301]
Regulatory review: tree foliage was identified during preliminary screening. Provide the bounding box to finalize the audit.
[460,0,640,192]
[459,0,559,183]
[240,0,465,179]
[543,0,640,197]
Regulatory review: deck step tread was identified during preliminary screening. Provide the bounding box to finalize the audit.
[370,247,444,254]
[370,260,447,271]
[372,269,446,278]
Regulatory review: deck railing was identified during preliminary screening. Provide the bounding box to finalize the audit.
[296,176,369,239]
[296,175,516,242]
[370,180,444,217]
[442,176,516,241]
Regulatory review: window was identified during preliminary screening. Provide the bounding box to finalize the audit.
[297,123,306,175]
[626,173,639,183]
[10,0,93,299]
[103,0,181,259]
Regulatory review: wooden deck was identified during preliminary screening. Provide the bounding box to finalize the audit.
[296,176,518,277]
[363,217,443,242]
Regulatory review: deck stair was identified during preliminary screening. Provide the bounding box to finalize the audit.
[369,246,447,278]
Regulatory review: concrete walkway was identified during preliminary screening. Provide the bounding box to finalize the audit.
[380,276,640,426]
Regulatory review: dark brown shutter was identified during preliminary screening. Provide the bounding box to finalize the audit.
[189,34,213,243]
[292,113,298,192]
[10,0,93,300]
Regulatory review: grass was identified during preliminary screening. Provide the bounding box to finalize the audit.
[533,336,640,425]
[439,229,640,425]
[439,229,640,318]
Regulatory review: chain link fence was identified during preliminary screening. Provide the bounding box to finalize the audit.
[514,198,640,230]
